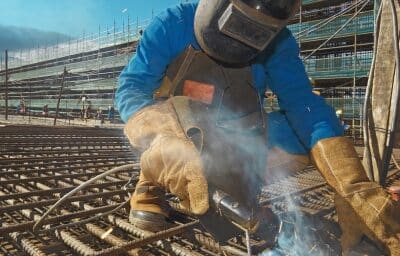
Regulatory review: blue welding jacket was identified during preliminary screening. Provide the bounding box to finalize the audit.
[116,3,343,153]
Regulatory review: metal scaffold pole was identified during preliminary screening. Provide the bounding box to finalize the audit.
[53,67,67,126]
[4,50,8,120]
[375,0,382,19]
[363,0,400,183]
[127,15,130,45]
[353,1,358,139]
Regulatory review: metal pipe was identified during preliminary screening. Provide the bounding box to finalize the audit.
[4,50,8,120]
[33,164,138,232]
[363,0,383,180]
[54,66,67,126]
[381,0,400,183]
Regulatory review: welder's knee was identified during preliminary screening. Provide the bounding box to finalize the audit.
[265,147,310,183]
[265,111,309,182]
[267,111,308,155]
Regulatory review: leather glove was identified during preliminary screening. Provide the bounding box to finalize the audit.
[124,98,209,215]
[311,137,400,255]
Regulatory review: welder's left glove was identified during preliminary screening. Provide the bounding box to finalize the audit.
[311,137,400,255]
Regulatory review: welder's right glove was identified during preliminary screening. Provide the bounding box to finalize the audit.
[124,99,209,216]
[311,137,400,255]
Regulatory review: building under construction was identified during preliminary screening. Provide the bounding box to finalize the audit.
[0,0,375,128]
[0,22,144,123]
[0,0,399,256]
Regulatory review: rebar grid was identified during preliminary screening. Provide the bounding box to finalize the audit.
[0,124,397,255]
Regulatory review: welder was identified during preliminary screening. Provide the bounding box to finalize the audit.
[116,0,400,254]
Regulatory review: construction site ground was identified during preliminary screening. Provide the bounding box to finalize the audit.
[0,124,399,256]
[0,114,124,129]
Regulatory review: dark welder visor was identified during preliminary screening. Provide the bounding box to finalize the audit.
[218,0,299,50]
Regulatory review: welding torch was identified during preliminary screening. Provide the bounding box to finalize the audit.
[198,187,282,255]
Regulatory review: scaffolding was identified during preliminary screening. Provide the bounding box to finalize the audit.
[0,0,376,133]
[304,51,372,78]
[0,19,149,70]
[0,18,150,122]
[291,10,374,42]
[294,0,376,138]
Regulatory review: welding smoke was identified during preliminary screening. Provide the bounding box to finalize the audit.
[194,97,267,210]
[260,169,338,256]
[129,86,337,254]
[201,103,337,255]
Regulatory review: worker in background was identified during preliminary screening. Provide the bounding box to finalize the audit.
[96,107,105,125]
[96,107,102,119]
[117,1,400,254]
[19,97,26,115]
[84,101,92,122]
[107,105,115,123]
[42,104,49,117]
[336,109,350,132]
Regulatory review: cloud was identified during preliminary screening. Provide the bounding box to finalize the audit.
[0,25,74,53]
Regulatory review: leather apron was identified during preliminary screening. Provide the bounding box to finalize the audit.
[154,46,267,209]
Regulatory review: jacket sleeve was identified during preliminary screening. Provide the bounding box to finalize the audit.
[116,17,175,123]
[264,29,344,150]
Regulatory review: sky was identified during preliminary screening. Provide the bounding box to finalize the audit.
[0,0,196,51]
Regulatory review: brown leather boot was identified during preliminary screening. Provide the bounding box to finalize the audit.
[129,210,170,233]
[129,172,170,232]
[311,137,400,255]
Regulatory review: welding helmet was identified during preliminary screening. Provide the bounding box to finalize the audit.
[194,0,300,64]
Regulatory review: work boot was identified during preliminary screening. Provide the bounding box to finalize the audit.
[129,210,170,233]
[265,147,310,183]
[129,172,171,232]
[311,137,400,255]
